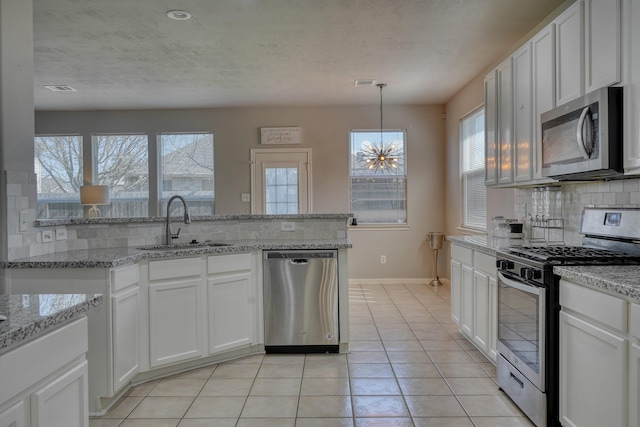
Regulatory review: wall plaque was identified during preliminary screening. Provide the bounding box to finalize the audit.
[260,127,301,145]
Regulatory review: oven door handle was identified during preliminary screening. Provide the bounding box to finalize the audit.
[498,272,542,296]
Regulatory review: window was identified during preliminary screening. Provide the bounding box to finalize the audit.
[461,108,487,230]
[265,167,298,214]
[350,130,407,224]
[34,135,83,218]
[159,133,214,216]
[94,134,149,217]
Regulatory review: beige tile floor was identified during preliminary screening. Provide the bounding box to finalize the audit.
[91,282,534,427]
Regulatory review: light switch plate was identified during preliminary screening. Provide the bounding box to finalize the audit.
[42,230,54,243]
[241,193,251,202]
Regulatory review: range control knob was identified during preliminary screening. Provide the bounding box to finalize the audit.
[520,267,541,280]
[496,260,514,270]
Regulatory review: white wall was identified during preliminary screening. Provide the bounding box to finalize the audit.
[36,104,446,280]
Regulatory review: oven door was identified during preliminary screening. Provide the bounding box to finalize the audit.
[497,271,546,391]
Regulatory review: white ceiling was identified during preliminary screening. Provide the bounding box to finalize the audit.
[33,0,566,111]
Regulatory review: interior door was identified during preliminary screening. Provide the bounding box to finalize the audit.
[250,148,312,214]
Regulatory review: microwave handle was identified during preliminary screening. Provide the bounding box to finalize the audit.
[576,106,592,159]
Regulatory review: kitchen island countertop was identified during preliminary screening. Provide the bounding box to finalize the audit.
[0,293,103,352]
[0,239,352,269]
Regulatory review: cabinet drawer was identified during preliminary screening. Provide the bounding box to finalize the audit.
[631,303,640,339]
[451,245,473,264]
[207,253,251,274]
[474,252,496,276]
[111,264,139,293]
[560,280,627,332]
[149,257,202,281]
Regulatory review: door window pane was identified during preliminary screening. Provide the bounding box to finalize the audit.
[159,133,214,216]
[34,135,83,218]
[94,134,149,217]
[265,167,298,214]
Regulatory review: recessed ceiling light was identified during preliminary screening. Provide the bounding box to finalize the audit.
[44,85,76,92]
[167,10,192,20]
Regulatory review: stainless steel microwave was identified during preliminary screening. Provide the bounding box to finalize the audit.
[541,86,622,180]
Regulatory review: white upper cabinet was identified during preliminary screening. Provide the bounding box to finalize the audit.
[497,57,514,185]
[485,70,499,186]
[624,0,640,173]
[513,43,534,182]
[532,23,556,181]
[555,1,585,105]
[584,0,622,92]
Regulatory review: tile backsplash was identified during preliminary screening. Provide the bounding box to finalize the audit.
[514,178,640,245]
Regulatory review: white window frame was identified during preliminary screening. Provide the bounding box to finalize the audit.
[460,107,487,231]
[349,129,408,229]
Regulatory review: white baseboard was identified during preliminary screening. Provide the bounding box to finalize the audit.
[349,278,450,285]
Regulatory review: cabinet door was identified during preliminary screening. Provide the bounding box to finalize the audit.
[555,0,585,105]
[208,272,254,354]
[149,279,204,368]
[0,401,27,427]
[497,58,514,185]
[31,361,88,427]
[560,311,626,427]
[460,264,474,338]
[513,43,533,182]
[624,0,640,173]
[631,342,640,427]
[450,259,462,326]
[532,23,556,180]
[112,287,140,392]
[488,275,498,363]
[484,70,498,186]
[472,270,490,353]
[584,0,621,92]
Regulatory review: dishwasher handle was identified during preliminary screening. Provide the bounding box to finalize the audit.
[265,251,336,260]
[289,258,309,265]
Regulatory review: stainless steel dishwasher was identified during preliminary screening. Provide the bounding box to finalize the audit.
[263,250,339,353]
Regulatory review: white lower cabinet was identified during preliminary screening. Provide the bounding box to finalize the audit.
[149,278,204,367]
[111,287,140,391]
[0,318,89,427]
[450,243,497,363]
[559,279,631,427]
[629,342,640,427]
[31,361,89,427]
[0,401,27,427]
[208,272,253,354]
[559,311,626,427]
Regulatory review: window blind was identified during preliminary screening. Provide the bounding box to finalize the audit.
[461,109,487,230]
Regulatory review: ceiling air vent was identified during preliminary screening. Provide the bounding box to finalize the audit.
[44,85,77,92]
[354,79,376,87]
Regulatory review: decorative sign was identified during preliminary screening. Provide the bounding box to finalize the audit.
[260,127,301,145]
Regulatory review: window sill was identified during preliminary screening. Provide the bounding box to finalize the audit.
[349,224,410,231]
[455,226,487,236]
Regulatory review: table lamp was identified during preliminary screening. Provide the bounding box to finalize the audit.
[80,185,110,218]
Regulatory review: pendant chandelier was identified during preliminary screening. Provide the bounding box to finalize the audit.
[361,83,401,173]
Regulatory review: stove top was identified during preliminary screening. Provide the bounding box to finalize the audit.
[503,245,640,264]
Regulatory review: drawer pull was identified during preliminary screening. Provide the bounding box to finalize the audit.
[510,372,524,388]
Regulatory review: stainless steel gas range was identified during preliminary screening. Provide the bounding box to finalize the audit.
[496,207,640,427]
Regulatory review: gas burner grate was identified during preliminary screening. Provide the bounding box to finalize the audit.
[507,246,638,262]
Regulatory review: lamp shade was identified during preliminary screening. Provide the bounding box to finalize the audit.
[80,185,110,206]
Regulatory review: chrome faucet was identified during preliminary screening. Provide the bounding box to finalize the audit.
[166,195,191,246]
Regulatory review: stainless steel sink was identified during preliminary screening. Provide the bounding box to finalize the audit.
[137,242,231,251]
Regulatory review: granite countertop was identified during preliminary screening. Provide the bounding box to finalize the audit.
[554,265,640,303]
[447,235,526,257]
[0,293,103,353]
[0,239,352,269]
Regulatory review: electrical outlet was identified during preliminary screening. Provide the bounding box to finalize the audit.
[42,230,54,243]
[241,193,251,202]
[19,210,29,232]
[380,255,386,264]
[55,228,67,241]
[281,222,295,231]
